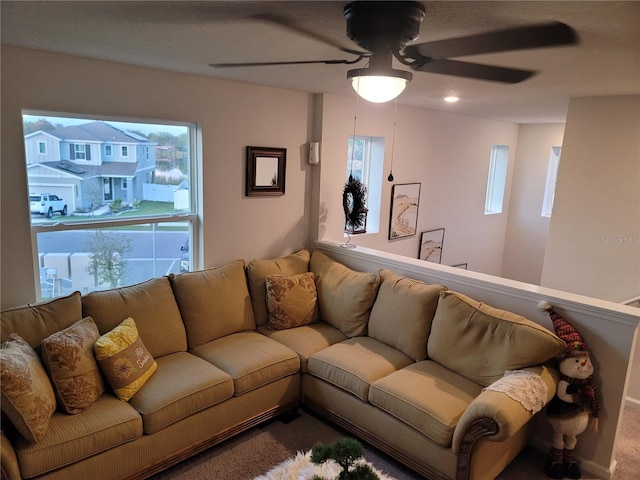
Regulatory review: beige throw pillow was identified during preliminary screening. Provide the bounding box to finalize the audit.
[428,291,565,386]
[0,334,56,442]
[266,272,318,330]
[247,250,311,326]
[368,269,445,361]
[310,251,379,337]
[41,317,105,414]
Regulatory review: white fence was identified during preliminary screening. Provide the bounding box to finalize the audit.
[142,183,176,202]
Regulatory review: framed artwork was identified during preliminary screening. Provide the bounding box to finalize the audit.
[389,183,421,240]
[419,228,445,263]
[246,146,286,197]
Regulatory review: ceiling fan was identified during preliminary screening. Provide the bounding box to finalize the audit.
[210,1,578,102]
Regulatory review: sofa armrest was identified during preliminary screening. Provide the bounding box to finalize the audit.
[1,431,20,480]
[452,364,559,456]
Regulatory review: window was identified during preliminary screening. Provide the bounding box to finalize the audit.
[541,146,562,217]
[484,145,510,215]
[346,135,384,234]
[23,112,199,300]
[38,141,46,154]
[105,144,112,157]
[121,145,129,157]
[72,143,90,160]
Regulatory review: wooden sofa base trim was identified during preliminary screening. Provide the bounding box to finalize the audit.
[456,418,499,480]
[123,400,299,480]
[303,398,449,480]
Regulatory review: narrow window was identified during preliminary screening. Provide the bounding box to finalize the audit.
[121,145,129,157]
[38,141,46,154]
[346,135,384,234]
[105,145,113,157]
[541,146,562,217]
[484,145,510,215]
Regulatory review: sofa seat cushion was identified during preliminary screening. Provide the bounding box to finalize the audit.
[82,277,187,358]
[13,394,142,479]
[190,332,300,396]
[128,352,234,434]
[257,322,347,372]
[307,337,413,401]
[369,361,483,447]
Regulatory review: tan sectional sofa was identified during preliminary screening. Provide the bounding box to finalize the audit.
[1,249,564,480]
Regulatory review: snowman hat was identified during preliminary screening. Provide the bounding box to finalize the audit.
[538,300,590,355]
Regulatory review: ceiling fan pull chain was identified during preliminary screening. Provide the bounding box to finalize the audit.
[388,96,398,182]
[349,76,361,180]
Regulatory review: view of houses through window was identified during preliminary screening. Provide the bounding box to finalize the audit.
[23,112,198,300]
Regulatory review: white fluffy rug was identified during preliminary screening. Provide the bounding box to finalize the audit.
[254,450,397,480]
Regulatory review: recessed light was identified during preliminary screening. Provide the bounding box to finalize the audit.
[444,96,460,103]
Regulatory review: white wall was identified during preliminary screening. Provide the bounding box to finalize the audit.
[541,96,640,303]
[502,124,566,284]
[316,93,520,276]
[1,46,314,308]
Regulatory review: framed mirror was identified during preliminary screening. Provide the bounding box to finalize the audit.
[246,146,286,197]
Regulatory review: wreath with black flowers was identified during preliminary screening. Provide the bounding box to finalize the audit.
[343,175,368,233]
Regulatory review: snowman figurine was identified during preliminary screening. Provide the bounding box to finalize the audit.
[539,301,600,480]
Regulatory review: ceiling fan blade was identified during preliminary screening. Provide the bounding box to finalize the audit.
[253,13,366,57]
[405,22,577,60]
[210,56,365,68]
[414,59,535,83]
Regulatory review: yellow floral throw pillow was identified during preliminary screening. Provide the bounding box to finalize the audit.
[265,272,318,330]
[94,317,157,401]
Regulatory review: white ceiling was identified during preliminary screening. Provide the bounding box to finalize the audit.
[2,1,639,123]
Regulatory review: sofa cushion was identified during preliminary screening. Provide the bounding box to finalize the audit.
[170,259,255,348]
[369,360,483,447]
[40,317,105,414]
[266,272,318,330]
[257,322,347,372]
[428,291,565,386]
[310,251,380,337]
[0,334,57,443]
[190,331,300,396]
[368,269,445,361]
[1,291,82,350]
[82,277,187,358]
[13,394,142,479]
[128,352,234,434]
[94,317,158,401]
[247,249,311,327]
[307,337,413,401]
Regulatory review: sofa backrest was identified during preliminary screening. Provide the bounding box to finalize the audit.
[1,291,83,352]
[428,290,565,386]
[169,259,255,349]
[82,276,187,358]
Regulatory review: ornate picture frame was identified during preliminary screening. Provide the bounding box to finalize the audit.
[246,146,286,197]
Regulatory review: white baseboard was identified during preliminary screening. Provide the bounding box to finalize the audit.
[625,396,640,407]
[530,437,614,480]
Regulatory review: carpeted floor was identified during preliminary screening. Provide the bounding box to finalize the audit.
[150,401,640,480]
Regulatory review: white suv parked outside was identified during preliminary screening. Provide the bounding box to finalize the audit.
[30,193,68,218]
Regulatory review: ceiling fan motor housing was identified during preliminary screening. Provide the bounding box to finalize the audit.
[344,1,426,52]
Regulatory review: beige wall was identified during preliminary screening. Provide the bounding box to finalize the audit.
[1,46,314,308]
[502,124,566,284]
[316,93,520,276]
[541,96,640,303]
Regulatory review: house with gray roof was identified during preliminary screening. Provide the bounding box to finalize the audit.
[24,121,157,212]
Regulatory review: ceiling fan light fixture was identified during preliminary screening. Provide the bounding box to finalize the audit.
[348,67,412,103]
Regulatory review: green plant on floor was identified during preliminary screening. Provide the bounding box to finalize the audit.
[310,438,380,480]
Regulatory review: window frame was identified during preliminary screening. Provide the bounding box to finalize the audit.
[484,145,510,215]
[23,110,201,300]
